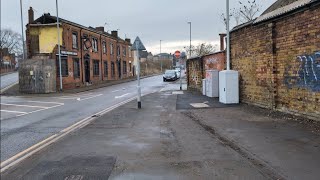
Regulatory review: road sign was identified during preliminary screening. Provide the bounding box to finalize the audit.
[174,50,181,59]
[131,36,146,51]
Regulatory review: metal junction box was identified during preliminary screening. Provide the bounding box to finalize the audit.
[219,70,239,104]
[205,70,219,98]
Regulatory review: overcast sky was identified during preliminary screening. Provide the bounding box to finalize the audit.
[2,0,275,54]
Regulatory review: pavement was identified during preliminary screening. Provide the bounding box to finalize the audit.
[1,78,320,179]
[0,72,18,92]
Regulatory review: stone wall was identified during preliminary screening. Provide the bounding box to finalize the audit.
[230,3,320,120]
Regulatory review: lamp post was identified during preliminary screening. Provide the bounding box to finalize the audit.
[226,0,230,70]
[56,0,63,91]
[19,0,26,60]
[187,22,191,58]
[160,40,162,72]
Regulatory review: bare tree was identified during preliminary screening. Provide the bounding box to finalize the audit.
[220,0,261,30]
[186,43,218,58]
[232,8,242,26]
[0,29,23,55]
[239,0,260,21]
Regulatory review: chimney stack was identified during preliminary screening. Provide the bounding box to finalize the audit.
[96,26,104,32]
[125,38,131,43]
[111,31,118,38]
[28,7,34,24]
[219,33,227,51]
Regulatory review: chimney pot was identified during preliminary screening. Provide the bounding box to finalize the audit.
[125,38,131,43]
[111,31,118,38]
[96,26,104,32]
[28,7,34,24]
[219,33,226,51]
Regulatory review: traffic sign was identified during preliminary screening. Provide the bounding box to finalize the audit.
[174,50,181,59]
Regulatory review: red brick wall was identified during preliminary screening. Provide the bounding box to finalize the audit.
[230,4,320,120]
[203,52,226,71]
[187,52,226,91]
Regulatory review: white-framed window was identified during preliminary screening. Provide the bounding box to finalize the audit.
[117,46,121,56]
[123,46,126,57]
[72,32,78,49]
[110,43,114,55]
[128,46,132,57]
[92,37,98,52]
[102,41,107,54]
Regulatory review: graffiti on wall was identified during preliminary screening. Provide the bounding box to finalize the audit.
[190,61,201,85]
[284,51,320,91]
[205,57,218,70]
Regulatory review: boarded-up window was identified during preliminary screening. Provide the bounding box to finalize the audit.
[56,56,68,77]
[93,60,99,76]
[104,61,108,77]
[73,58,80,78]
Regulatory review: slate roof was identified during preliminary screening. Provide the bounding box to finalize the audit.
[254,0,316,24]
[131,36,146,51]
[32,13,130,44]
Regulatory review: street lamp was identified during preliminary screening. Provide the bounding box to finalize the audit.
[160,40,162,72]
[56,0,63,91]
[187,22,191,58]
[226,0,230,70]
[19,0,26,60]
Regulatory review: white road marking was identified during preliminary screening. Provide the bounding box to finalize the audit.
[0,110,27,114]
[111,90,121,93]
[77,94,103,101]
[16,104,64,117]
[0,103,50,109]
[115,93,131,99]
[27,101,64,105]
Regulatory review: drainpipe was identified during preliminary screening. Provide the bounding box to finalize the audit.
[100,34,103,81]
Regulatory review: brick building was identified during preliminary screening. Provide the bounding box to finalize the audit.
[0,48,16,74]
[187,34,226,91]
[230,0,320,120]
[26,7,134,89]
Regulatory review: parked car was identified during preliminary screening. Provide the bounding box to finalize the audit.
[163,70,177,82]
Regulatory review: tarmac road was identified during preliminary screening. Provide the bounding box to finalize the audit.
[0,74,186,162]
[0,72,18,91]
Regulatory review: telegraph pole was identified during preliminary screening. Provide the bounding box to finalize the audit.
[56,0,63,91]
[226,0,230,70]
[19,0,26,60]
[188,22,192,58]
[160,40,162,72]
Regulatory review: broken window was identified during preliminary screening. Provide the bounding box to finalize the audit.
[72,32,78,49]
[73,58,80,78]
[56,56,68,77]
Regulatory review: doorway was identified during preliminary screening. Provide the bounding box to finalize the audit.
[117,60,121,79]
[84,54,90,83]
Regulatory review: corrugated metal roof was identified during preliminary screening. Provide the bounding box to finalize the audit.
[254,0,313,23]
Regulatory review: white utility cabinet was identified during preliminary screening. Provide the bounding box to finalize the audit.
[219,70,239,104]
[202,79,206,96]
[205,70,219,97]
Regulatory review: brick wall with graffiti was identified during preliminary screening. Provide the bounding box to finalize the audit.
[186,58,204,91]
[231,3,320,120]
[187,52,226,91]
[203,52,226,71]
